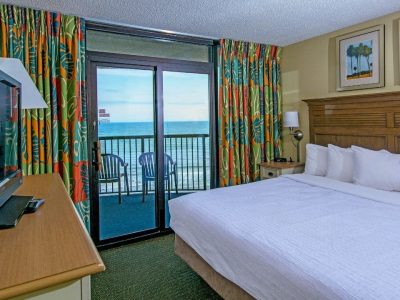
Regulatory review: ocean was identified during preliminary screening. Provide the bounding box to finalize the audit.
[98,121,210,193]
[99,121,209,136]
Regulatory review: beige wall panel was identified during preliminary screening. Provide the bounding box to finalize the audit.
[282,12,400,160]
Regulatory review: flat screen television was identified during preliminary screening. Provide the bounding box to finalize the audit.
[0,69,22,208]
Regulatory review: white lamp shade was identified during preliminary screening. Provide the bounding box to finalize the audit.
[0,58,47,109]
[283,111,299,128]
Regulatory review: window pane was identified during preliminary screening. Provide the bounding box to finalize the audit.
[163,71,210,228]
[87,30,210,62]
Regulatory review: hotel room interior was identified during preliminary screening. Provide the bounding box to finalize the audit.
[0,1,400,299]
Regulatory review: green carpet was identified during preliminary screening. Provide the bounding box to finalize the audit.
[92,234,222,300]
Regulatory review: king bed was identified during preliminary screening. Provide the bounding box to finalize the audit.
[169,92,400,299]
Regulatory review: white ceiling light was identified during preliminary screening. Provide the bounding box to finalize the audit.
[0,58,48,109]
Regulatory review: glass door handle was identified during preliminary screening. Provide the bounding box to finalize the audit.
[92,140,102,171]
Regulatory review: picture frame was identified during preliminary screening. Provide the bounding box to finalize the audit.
[336,25,384,91]
[398,19,400,82]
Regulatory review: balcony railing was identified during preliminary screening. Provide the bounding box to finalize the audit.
[99,134,210,195]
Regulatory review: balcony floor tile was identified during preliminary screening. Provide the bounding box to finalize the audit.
[99,192,184,240]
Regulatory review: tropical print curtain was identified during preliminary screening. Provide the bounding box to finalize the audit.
[4,88,19,174]
[218,39,282,187]
[0,5,90,227]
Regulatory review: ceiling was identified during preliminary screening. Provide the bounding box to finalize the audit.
[5,0,400,46]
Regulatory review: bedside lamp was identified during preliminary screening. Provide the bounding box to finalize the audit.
[0,58,47,109]
[283,111,303,162]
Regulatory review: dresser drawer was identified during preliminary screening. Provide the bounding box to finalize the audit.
[259,162,304,180]
[281,166,304,175]
[260,167,278,179]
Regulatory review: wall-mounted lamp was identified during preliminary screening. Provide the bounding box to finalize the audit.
[283,111,303,162]
[0,58,47,109]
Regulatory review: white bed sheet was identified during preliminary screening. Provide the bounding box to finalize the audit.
[169,174,400,300]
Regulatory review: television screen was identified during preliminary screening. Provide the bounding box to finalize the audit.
[0,82,19,181]
[0,72,21,209]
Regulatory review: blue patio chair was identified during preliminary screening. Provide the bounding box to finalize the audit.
[138,152,178,202]
[99,154,130,204]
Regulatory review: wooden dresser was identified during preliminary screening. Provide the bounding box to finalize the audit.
[0,174,105,300]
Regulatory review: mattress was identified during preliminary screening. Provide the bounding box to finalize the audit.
[169,174,400,300]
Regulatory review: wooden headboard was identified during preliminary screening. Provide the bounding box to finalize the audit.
[304,91,400,153]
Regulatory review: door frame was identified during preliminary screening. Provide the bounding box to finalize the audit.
[87,51,216,248]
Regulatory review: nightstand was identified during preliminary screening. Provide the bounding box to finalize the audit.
[259,161,305,180]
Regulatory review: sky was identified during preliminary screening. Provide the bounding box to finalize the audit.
[97,68,209,122]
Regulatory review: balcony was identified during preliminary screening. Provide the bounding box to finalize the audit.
[98,133,210,240]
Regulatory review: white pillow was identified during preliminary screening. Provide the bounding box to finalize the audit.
[326,144,354,182]
[304,144,328,176]
[352,146,400,191]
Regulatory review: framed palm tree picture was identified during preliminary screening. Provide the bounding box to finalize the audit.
[336,25,384,91]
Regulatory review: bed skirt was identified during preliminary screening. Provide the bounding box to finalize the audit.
[174,234,254,300]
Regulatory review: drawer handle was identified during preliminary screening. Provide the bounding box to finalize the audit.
[268,172,274,176]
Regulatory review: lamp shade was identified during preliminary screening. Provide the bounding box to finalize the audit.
[283,111,299,128]
[0,58,47,109]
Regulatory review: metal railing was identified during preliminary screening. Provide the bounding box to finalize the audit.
[99,134,210,194]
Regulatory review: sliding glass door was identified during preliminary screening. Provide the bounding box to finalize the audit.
[96,66,158,240]
[88,52,215,247]
[163,71,210,228]
[90,62,159,244]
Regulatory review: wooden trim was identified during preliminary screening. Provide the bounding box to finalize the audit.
[1,265,101,300]
[303,91,400,105]
[303,91,400,152]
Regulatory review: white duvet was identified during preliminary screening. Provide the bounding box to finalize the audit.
[169,174,400,300]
